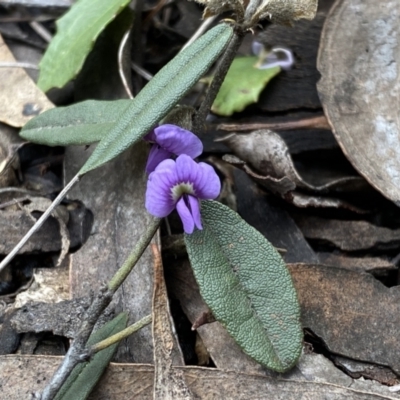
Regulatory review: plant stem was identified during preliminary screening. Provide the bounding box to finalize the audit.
[108,217,161,291]
[192,28,245,134]
[90,315,152,354]
[40,217,160,400]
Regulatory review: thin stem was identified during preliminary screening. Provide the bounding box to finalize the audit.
[244,0,262,20]
[41,218,160,400]
[108,216,161,291]
[192,28,245,134]
[0,62,38,69]
[217,115,331,132]
[90,315,152,354]
[0,173,80,272]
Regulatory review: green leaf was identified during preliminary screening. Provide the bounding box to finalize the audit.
[211,56,280,116]
[38,0,131,92]
[80,23,233,175]
[185,201,302,372]
[54,313,128,400]
[20,100,131,146]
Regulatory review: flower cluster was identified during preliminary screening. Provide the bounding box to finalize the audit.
[145,124,220,234]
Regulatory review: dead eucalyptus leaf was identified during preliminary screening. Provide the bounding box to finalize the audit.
[3,355,400,399]
[317,253,396,275]
[0,34,53,127]
[219,130,363,192]
[295,215,400,251]
[151,245,191,399]
[290,263,400,375]
[253,0,318,25]
[317,0,400,206]
[14,257,70,308]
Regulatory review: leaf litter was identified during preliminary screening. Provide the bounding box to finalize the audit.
[2,0,400,397]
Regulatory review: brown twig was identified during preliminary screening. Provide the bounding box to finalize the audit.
[217,115,331,132]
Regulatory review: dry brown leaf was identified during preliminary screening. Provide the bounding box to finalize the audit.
[151,244,192,399]
[14,256,70,308]
[295,215,400,251]
[0,34,53,127]
[219,130,363,192]
[289,263,400,374]
[1,355,400,399]
[317,253,396,275]
[317,0,400,205]
[64,141,155,363]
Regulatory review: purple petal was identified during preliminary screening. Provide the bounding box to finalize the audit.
[176,197,195,234]
[174,155,220,200]
[145,159,178,217]
[146,144,172,173]
[258,47,294,71]
[188,195,202,230]
[194,162,221,199]
[154,124,203,158]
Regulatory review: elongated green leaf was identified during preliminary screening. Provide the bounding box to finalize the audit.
[79,23,233,175]
[38,0,131,92]
[20,100,131,146]
[185,201,302,372]
[54,313,128,400]
[212,56,280,116]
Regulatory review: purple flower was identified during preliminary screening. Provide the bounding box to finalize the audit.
[145,154,221,234]
[144,124,203,173]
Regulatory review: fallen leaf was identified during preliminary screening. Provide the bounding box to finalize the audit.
[151,244,192,399]
[317,253,396,275]
[295,215,400,251]
[289,263,400,374]
[0,33,53,127]
[219,130,364,193]
[317,0,400,205]
[11,297,91,339]
[14,256,70,308]
[64,141,156,363]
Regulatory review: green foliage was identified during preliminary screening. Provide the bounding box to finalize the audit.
[38,0,131,92]
[54,313,128,400]
[212,56,280,116]
[79,23,233,175]
[20,100,130,146]
[185,201,303,372]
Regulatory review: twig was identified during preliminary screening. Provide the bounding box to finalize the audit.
[118,29,134,99]
[89,315,152,354]
[192,28,245,134]
[29,21,52,43]
[217,115,331,132]
[0,173,80,273]
[0,62,38,69]
[40,216,160,400]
